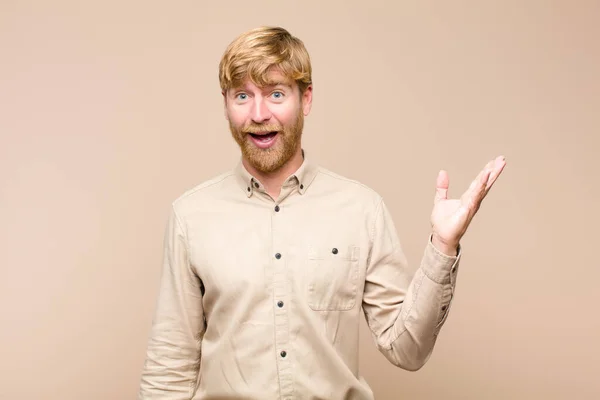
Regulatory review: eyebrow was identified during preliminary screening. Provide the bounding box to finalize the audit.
[263,79,292,89]
[230,80,292,94]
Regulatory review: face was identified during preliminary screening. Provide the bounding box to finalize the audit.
[224,69,312,174]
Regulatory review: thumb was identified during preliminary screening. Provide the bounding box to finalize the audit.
[434,170,449,204]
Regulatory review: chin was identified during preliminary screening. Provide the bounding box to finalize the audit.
[248,154,287,174]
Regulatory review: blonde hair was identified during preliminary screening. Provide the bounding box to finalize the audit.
[219,26,312,94]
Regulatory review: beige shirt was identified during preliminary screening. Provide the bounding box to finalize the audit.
[138,151,461,400]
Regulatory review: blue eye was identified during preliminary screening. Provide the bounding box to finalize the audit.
[272,91,284,99]
[236,93,248,100]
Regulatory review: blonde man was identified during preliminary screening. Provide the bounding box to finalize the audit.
[138,26,505,399]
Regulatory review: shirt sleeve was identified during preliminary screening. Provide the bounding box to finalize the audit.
[138,205,205,399]
[361,198,461,371]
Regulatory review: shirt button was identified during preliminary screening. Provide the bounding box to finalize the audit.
[275,253,281,259]
[274,205,280,212]
[254,182,259,188]
[300,184,304,190]
[280,350,287,357]
[277,301,284,308]
[332,248,338,254]
[247,187,250,192]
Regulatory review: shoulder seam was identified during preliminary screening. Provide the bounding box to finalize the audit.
[316,168,381,196]
[370,197,384,244]
[173,171,235,206]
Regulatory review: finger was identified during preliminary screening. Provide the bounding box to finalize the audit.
[460,156,505,214]
[434,170,449,204]
[482,156,507,197]
[463,160,493,201]
[471,168,492,212]
[463,166,491,213]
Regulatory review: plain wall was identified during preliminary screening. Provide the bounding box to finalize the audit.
[1,1,598,399]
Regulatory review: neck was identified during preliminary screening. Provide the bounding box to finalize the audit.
[243,147,304,199]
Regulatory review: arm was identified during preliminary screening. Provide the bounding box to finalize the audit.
[362,155,505,370]
[138,205,205,399]
[361,199,460,371]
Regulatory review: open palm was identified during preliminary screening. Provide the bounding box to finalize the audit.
[431,156,506,252]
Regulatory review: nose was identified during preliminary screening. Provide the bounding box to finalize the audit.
[251,97,272,124]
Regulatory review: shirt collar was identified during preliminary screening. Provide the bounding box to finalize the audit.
[234,149,319,197]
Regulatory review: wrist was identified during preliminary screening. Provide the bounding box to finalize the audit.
[431,234,459,256]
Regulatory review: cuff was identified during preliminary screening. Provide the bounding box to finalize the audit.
[420,234,461,284]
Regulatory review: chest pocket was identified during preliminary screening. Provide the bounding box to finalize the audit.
[307,244,360,311]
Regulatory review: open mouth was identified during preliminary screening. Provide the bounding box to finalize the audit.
[249,131,278,140]
[248,131,279,148]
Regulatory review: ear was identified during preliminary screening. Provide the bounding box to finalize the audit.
[302,84,313,116]
[222,90,229,120]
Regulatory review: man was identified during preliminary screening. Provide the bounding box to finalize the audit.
[138,26,506,399]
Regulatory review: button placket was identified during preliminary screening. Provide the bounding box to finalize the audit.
[271,198,293,397]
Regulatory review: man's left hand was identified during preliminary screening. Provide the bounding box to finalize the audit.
[430,156,507,256]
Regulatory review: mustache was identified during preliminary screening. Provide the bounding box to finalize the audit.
[242,123,283,133]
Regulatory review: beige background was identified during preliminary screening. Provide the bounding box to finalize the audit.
[1,1,598,399]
